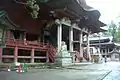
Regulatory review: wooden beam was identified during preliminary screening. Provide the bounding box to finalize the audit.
[90,42,114,46]
[17,56,31,58]
[72,25,88,34]
[2,55,14,58]
[72,26,81,31]
[55,8,80,18]
[61,21,71,27]
[34,57,47,59]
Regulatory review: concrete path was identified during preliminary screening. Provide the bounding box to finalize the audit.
[0,69,109,80]
[67,61,120,71]
[0,61,120,80]
[102,62,120,80]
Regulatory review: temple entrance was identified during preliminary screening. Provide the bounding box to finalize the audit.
[62,25,69,50]
[41,23,57,47]
[41,23,70,49]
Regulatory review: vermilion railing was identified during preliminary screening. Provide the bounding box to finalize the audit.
[5,39,49,50]
[4,31,57,63]
[5,39,57,63]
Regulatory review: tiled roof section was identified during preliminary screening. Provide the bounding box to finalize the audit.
[0,10,6,17]
[0,10,17,29]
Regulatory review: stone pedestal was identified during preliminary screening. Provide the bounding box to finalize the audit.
[55,52,72,67]
[55,41,72,67]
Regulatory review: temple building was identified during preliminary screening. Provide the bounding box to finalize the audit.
[88,35,120,61]
[0,0,106,64]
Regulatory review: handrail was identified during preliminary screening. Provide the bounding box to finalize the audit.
[5,39,57,62]
[47,44,56,63]
[83,50,89,61]
[5,39,49,50]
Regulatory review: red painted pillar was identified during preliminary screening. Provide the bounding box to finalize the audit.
[0,48,2,63]
[14,47,18,62]
[31,48,34,63]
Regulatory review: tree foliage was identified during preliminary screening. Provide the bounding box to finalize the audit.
[116,24,120,41]
[103,20,120,42]
[26,0,40,19]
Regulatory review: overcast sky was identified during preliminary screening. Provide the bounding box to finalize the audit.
[86,0,120,24]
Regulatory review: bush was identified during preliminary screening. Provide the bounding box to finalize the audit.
[0,63,49,69]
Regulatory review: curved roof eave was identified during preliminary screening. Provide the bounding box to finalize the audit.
[96,20,107,27]
[114,43,120,47]
[77,0,97,11]
[0,10,7,17]
[91,27,106,33]
[0,10,18,29]
[90,20,107,28]
[109,48,120,54]
[46,0,101,18]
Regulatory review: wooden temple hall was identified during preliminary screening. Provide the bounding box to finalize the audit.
[0,0,106,63]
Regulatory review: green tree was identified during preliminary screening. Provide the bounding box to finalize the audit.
[103,20,117,42]
[111,21,117,42]
[116,24,120,41]
[103,13,120,42]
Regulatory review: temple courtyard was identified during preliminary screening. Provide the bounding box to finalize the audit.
[0,61,120,80]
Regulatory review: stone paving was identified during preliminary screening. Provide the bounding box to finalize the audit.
[0,69,109,80]
[0,61,120,80]
[103,70,120,80]
[69,62,120,80]
[67,62,120,71]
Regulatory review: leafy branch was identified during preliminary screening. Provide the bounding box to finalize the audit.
[13,0,40,19]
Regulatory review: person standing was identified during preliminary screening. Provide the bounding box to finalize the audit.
[105,56,107,63]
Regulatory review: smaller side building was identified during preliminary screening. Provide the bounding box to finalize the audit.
[88,35,120,61]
